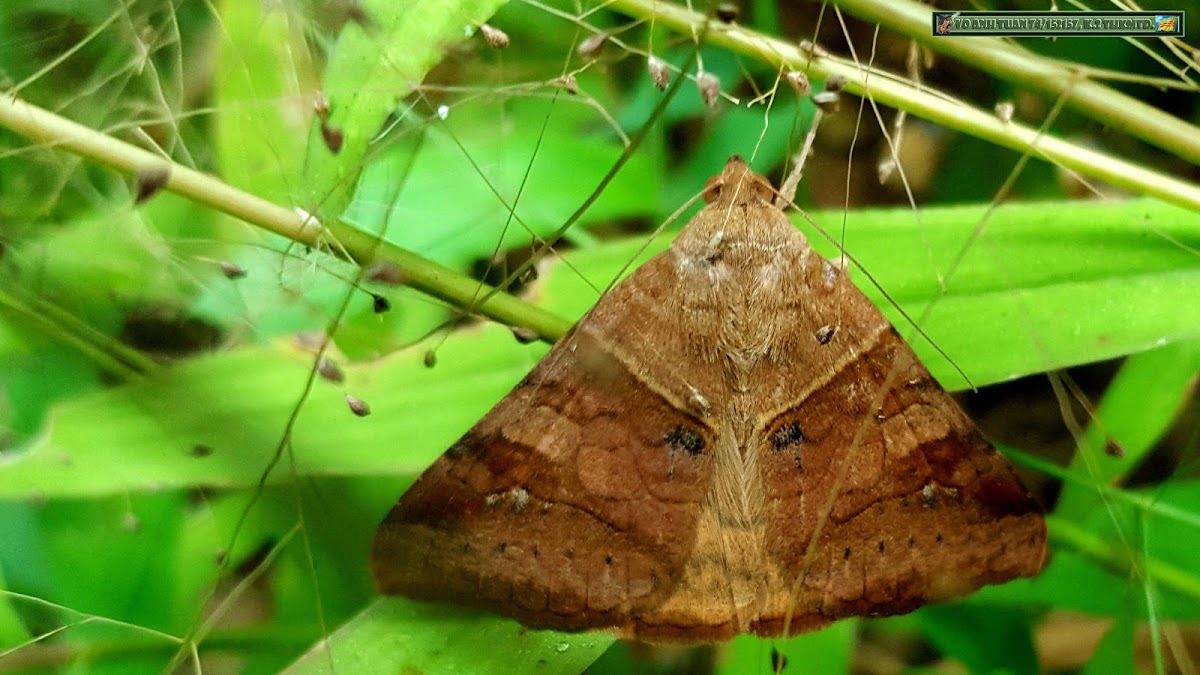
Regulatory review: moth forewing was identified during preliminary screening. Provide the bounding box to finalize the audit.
[371,156,1047,643]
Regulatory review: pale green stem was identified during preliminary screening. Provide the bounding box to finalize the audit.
[0,93,574,342]
[605,0,1200,213]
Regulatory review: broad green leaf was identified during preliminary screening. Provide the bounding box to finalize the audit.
[305,0,511,218]
[722,620,855,675]
[917,603,1038,674]
[998,499,1200,620]
[0,565,31,650]
[0,494,186,632]
[214,0,312,206]
[0,324,543,498]
[1054,340,1200,519]
[346,106,659,270]
[284,597,612,674]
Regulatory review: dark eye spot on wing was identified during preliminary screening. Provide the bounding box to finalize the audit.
[664,426,705,455]
[772,422,805,450]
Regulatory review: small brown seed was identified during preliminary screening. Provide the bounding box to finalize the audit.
[345,394,371,417]
[786,71,810,97]
[479,23,509,49]
[648,56,670,90]
[577,31,608,59]
[698,71,721,110]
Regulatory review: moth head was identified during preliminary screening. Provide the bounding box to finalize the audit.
[702,155,776,206]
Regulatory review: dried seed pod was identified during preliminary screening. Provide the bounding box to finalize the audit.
[648,55,670,90]
[697,71,721,110]
[824,74,849,93]
[321,122,344,153]
[877,157,897,184]
[313,92,330,120]
[135,164,170,204]
[345,393,371,417]
[317,356,344,384]
[812,90,840,114]
[479,23,509,48]
[577,31,608,59]
[786,70,810,97]
[557,74,579,94]
[294,331,325,351]
[716,2,739,22]
[995,101,1015,123]
[511,326,539,344]
[798,39,828,58]
[365,259,406,285]
[219,261,247,280]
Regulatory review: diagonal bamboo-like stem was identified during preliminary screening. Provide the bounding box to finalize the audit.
[830,0,1200,166]
[605,0,1200,212]
[0,93,575,342]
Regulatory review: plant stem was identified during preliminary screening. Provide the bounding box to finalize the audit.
[605,0,1200,213]
[0,289,155,380]
[1047,514,1200,605]
[0,94,574,342]
[831,0,1200,166]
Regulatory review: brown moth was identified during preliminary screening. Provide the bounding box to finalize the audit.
[371,156,1047,642]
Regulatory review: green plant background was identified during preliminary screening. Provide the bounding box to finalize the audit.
[0,0,1198,673]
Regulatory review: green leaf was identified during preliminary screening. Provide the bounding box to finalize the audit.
[346,109,660,270]
[0,494,186,632]
[214,0,312,206]
[0,564,31,650]
[1081,614,1136,675]
[304,0,511,217]
[1054,340,1200,519]
[0,324,543,498]
[722,621,855,675]
[917,603,1038,674]
[283,597,612,674]
[1005,500,1200,620]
